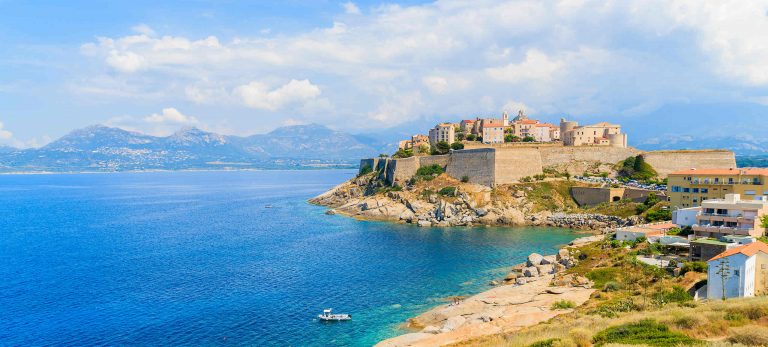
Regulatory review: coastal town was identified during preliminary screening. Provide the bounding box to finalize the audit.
[312,110,768,347]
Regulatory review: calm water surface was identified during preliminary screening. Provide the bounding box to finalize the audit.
[0,170,577,346]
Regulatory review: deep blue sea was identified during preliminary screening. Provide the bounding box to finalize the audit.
[0,170,577,346]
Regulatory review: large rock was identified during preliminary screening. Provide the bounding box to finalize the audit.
[527,253,545,267]
[557,249,570,261]
[541,255,557,265]
[441,316,466,332]
[535,264,555,275]
[523,266,540,277]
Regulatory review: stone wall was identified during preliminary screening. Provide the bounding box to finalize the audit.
[642,150,737,178]
[571,187,623,207]
[494,148,545,185]
[385,157,419,185]
[419,154,450,169]
[446,149,496,187]
[539,146,642,167]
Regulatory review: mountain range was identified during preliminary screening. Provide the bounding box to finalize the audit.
[0,124,392,173]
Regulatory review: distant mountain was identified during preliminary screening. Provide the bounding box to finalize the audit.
[0,124,381,173]
[635,134,768,156]
[0,145,17,154]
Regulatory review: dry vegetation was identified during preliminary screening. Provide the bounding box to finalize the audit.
[441,239,768,347]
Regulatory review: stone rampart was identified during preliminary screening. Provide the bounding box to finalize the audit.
[494,148,545,185]
[642,150,737,178]
[446,149,496,186]
[539,146,641,167]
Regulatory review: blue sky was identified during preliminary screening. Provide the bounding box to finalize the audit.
[1,0,768,147]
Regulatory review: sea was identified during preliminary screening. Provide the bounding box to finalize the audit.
[0,170,578,346]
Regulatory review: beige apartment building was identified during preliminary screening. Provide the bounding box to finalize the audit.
[428,123,456,145]
[482,121,505,144]
[559,118,627,147]
[691,194,768,239]
[668,168,768,208]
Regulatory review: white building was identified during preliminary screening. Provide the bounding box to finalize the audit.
[707,242,768,299]
[673,207,700,227]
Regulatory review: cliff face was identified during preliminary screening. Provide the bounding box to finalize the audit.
[309,173,641,230]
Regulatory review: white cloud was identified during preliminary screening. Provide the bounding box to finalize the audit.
[0,121,13,140]
[501,101,533,115]
[144,108,198,124]
[235,79,322,111]
[74,0,768,133]
[343,2,361,15]
[131,24,156,36]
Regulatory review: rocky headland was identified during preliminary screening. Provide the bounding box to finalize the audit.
[309,172,642,232]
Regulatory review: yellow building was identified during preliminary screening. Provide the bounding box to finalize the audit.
[668,168,768,208]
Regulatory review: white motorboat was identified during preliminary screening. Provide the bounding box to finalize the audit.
[318,308,351,321]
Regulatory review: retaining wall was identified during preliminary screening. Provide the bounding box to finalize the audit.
[445,149,496,187]
[642,150,737,178]
[494,148,545,185]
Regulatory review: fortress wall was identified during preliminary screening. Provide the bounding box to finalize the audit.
[538,146,642,167]
[359,158,378,174]
[445,149,496,187]
[493,148,545,185]
[571,187,621,206]
[419,154,450,169]
[385,157,419,185]
[642,150,737,178]
[623,188,666,202]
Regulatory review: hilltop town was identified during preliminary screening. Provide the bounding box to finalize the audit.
[311,110,768,347]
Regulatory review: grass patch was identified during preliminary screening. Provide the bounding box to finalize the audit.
[552,300,576,310]
[585,267,621,289]
[592,319,700,346]
[414,164,444,181]
[438,186,456,196]
[526,338,560,347]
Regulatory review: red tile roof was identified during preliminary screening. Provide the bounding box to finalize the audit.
[710,241,768,262]
[669,168,768,176]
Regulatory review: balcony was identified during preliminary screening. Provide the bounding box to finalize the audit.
[690,180,762,186]
[692,224,754,236]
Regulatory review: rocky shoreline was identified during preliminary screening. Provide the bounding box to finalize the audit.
[375,235,602,347]
[310,173,641,232]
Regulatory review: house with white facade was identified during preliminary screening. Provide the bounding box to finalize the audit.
[707,241,768,299]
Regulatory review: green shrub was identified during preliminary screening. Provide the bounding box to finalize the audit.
[724,310,747,322]
[438,186,456,196]
[358,165,373,176]
[586,268,620,289]
[393,148,414,158]
[450,142,464,150]
[415,164,444,181]
[432,141,451,155]
[527,338,560,347]
[657,285,692,304]
[618,155,658,181]
[551,300,576,310]
[520,176,533,183]
[466,134,477,141]
[460,175,469,183]
[592,298,641,318]
[681,261,708,274]
[646,209,672,222]
[592,319,700,346]
[603,281,622,292]
[523,135,535,142]
[533,174,546,181]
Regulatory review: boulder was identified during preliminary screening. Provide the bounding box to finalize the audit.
[422,326,441,334]
[541,255,557,265]
[441,316,466,332]
[417,220,432,227]
[325,209,337,215]
[556,249,570,261]
[527,253,545,267]
[474,208,488,217]
[504,272,519,282]
[535,264,555,275]
[516,277,528,285]
[546,288,566,294]
[523,266,540,277]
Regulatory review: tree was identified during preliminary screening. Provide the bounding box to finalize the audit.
[433,141,451,155]
[761,215,768,229]
[456,133,465,141]
[504,134,519,143]
[466,134,477,141]
[378,153,389,158]
[522,136,535,142]
[393,148,413,158]
[417,144,431,154]
[715,258,733,301]
[450,142,464,150]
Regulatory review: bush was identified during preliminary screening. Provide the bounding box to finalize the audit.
[618,155,658,181]
[438,186,456,196]
[358,165,373,176]
[646,209,672,222]
[681,261,708,274]
[450,142,464,150]
[505,134,519,143]
[533,174,546,181]
[591,319,699,346]
[592,298,641,318]
[433,141,451,154]
[393,148,413,158]
[657,285,692,304]
[728,326,768,346]
[551,300,576,310]
[570,328,592,347]
[603,281,622,292]
[466,134,477,141]
[520,176,533,183]
[527,339,560,347]
[523,135,535,142]
[460,175,469,183]
[415,164,444,181]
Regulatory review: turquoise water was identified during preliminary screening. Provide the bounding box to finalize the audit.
[0,170,577,346]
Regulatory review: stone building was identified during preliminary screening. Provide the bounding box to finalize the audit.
[559,118,627,147]
[428,123,456,145]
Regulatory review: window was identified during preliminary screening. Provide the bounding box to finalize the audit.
[693,188,700,193]
[683,188,691,193]
[735,269,740,276]
[701,188,708,193]
[671,186,682,192]
[746,190,756,195]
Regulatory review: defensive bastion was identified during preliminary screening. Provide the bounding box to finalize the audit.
[360,144,736,187]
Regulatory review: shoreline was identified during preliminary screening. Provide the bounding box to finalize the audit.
[0,167,358,176]
[375,235,602,347]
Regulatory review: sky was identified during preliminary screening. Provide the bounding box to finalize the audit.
[1,0,768,148]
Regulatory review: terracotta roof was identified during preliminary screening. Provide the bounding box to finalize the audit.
[462,120,475,123]
[669,168,768,176]
[621,222,677,236]
[518,119,539,124]
[710,241,768,262]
